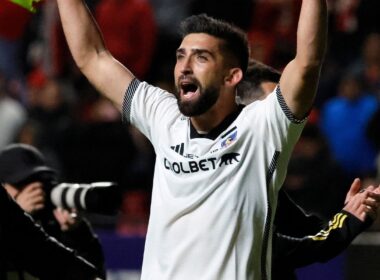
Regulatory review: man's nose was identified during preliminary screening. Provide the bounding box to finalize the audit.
[180,57,193,75]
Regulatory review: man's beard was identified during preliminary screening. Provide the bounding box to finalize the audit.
[176,85,220,117]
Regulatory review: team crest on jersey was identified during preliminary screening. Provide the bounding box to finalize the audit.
[221,129,238,148]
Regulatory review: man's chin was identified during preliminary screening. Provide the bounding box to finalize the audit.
[178,101,205,117]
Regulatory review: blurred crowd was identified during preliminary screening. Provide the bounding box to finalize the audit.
[0,0,380,234]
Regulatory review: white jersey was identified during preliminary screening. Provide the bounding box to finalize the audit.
[122,79,306,280]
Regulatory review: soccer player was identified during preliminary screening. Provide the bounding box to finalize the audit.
[56,0,328,279]
[238,59,380,279]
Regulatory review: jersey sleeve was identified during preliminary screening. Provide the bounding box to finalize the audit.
[121,78,179,142]
[273,211,372,269]
[245,85,308,192]
[261,85,307,151]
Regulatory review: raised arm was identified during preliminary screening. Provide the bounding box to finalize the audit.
[279,0,328,119]
[56,0,134,109]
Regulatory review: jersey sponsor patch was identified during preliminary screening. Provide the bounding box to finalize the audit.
[164,152,241,174]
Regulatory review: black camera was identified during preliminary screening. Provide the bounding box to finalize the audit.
[14,173,122,216]
[0,144,121,216]
[50,182,121,215]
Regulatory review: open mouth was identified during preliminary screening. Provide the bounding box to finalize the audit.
[180,81,199,99]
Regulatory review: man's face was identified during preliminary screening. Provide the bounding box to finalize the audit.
[174,33,228,116]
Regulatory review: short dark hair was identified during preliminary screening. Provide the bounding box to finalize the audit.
[245,59,281,85]
[236,59,281,104]
[180,14,249,74]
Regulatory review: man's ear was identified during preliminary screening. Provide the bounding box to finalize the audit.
[225,68,243,87]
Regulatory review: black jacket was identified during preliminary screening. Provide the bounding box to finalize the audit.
[0,185,101,280]
[272,190,372,280]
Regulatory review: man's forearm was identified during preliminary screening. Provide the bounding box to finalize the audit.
[56,0,135,109]
[56,0,106,71]
[274,211,370,268]
[296,0,328,68]
[279,0,328,117]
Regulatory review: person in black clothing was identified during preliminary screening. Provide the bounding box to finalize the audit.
[238,59,380,279]
[0,183,102,280]
[0,143,105,280]
[273,178,379,279]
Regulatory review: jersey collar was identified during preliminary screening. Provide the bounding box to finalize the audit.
[189,106,244,140]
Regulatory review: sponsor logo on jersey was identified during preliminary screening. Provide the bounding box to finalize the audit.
[164,153,240,174]
[170,143,198,159]
[171,143,185,156]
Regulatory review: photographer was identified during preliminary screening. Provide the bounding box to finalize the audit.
[0,144,105,280]
[0,183,101,280]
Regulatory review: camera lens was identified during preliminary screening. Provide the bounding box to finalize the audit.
[50,182,121,215]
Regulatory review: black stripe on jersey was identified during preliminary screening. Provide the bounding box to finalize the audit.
[276,86,307,124]
[221,126,237,139]
[122,78,140,123]
[261,151,280,280]
[170,143,185,156]
[179,143,184,155]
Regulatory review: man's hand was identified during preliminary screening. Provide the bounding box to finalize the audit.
[15,182,45,214]
[344,178,362,204]
[53,207,80,231]
[343,179,380,222]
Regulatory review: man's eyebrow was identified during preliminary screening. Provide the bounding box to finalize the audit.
[176,48,214,57]
[192,48,214,57]
[176,48,185,55]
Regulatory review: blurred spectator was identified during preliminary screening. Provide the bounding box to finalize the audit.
[117,190,150,236]
[25,76,74,170]
[328,0,361,65]
[190,0,252,31]
[0,0,33,79]
[320,73,378,178]
[0,72,26,149]
[147,0,194,84]
[356,0,380,38]
[283,124,348,221]
[58,94,137,189]
[328,0,380,68]
[247,0,301,69]
[95,0,156,79]
[350,33,380,96]
[149,0,193,39]
[126,126,155,190]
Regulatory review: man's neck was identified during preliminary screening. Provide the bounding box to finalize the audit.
[190,102,239,134]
